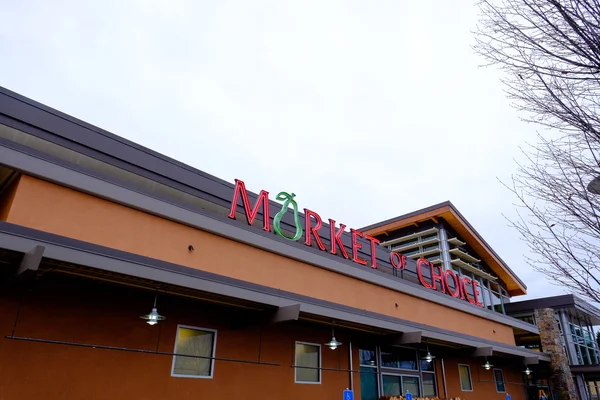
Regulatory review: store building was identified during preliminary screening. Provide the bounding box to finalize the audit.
[506,295,600,400]
[0,86,551,400]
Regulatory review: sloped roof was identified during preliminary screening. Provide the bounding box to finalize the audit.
[360,201,527,296]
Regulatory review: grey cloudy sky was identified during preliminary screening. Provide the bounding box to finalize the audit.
[0,0,565,300]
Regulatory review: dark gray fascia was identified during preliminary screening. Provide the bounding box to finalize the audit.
[507,294,600,325]
[0,221,548,361]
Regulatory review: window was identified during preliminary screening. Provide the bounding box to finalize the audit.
[360,366,378,400]
[380,346,418,370]
[494,369,506,392]
[359,348,378,400]
[458,364,473,391]
[295,342,321,384]
[171,325,217,378]
[568,320,600,365]
[422,372,436,397]
[382,375,420,397]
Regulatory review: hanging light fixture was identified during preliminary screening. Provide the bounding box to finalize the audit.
[325,324,342,350]
[482,357,493,370]
[140,291,166,326]
[421,343,436,363]
[524,366,532,375]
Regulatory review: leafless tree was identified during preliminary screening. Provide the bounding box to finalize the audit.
[473,0,600,302]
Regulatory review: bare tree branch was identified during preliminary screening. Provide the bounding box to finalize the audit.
[474,0,600,303]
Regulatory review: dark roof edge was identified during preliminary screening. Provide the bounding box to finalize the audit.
[360,201,528,291]
[0,86,233,188]
[359,201,455,231]
[507,294,600,321]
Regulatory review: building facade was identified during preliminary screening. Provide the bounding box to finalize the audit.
[0,86,551,400]
[506,295,600,400]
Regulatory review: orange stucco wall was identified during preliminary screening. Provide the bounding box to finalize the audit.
[0,275,358,400]
[4,175,517,345]
[0,176,19,221]
[441,357,527,400]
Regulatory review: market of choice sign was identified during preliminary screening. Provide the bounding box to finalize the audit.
[228,179,483,307]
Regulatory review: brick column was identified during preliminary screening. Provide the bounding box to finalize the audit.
[535,308,579,399]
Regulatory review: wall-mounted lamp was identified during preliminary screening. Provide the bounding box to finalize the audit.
[524,366,532,376]
[140,291,166,326]
[482,357,493,370]
[421,347,436,363]
[324,324,342,350]
[421,340,436,363]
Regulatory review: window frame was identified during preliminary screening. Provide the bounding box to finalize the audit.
[171,324,218,379]
[494,368,506,393]
[458,364,473,392]
[381,372,421,397]
[379,345,419,371]
[294,341,322,385]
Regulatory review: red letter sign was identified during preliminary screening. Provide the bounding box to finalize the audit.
[390,252,406,270]
[364,234,381,269]
[472,280,484,306]
[329,219,349,259]
[430,262,446,294]
[417,258,433,289]
[462,277,476,304]
[350,229,367,266]
[304,209,326,251]
[229,179,270,232]
[444,270,461,298]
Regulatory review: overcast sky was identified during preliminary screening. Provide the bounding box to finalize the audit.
[0,0,568,301]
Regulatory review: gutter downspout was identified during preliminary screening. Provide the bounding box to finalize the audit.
[440,358,448,398]
[349,340,354,391]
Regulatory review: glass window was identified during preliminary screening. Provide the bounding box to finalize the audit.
[422,373,436,397]
[394,237,419,249]
[360,349,377,366]
[402,376,420,396]
[458,365,473,391]
[380,347,418,370]
[421,232,439,241]
[404,248,421,256]
[359,366,378,400]
[295,342,321,383]
[420,359,434,372]
[422,243,440,252]
[494,369,506,392]
[382,375,421,397]
[172,326,217,378]
[382,375,402,396]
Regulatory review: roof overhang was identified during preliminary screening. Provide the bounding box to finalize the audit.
[0,221,548,362]
[361,203,527,296]
[506,294,600,325]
